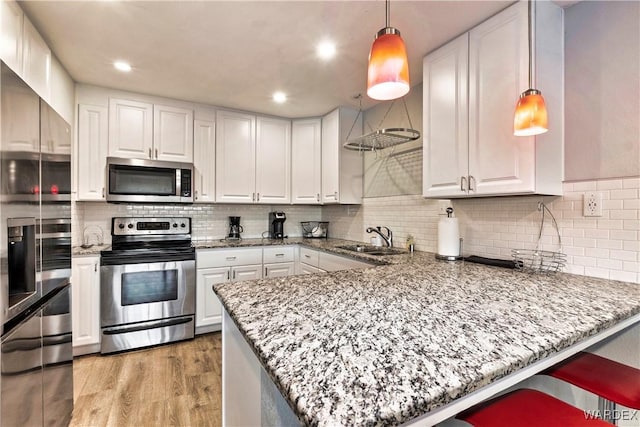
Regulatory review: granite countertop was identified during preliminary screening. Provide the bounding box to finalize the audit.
[213,244,640,426]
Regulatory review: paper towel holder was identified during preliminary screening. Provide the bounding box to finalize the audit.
[435,237,463,261]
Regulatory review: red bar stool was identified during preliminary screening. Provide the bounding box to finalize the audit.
[457,388,614,426]
[543,351,640,422]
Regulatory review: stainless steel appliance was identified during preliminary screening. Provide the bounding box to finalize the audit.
[100,217,196,354]
[106,157,194,203]
[227,216,243,240]
[1,61,73,426]
[269,211,286,239]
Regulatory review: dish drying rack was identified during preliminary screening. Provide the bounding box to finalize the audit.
[512,202,566,274]
[343,96,420,152]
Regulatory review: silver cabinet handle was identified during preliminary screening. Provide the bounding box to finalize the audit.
[102,187,105,198]
[195,190,198,200]
[94,263,97,272]
[226,256,236,261]
[460,176,467,192]
[317,193,320,202]
[155,148,158,159]
[252,192,255,202]
[265,267,268,276]
[257,193,260,202]
[232,270,236,280]
[304,254,311,259]
[148,148,152,158]
[469,175,476,192]
[334,191,338,199]
[227,270,230,280]
[275,253,284,257]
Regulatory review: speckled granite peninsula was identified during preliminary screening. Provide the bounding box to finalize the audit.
[213,239,640,426]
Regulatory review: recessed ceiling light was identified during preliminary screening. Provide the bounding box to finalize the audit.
[113,61,132,72]
[317,41,336,60]
[273,92,287,103]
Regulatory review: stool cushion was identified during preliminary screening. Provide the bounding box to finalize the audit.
[458,388,613,427]
[544,352,640,410]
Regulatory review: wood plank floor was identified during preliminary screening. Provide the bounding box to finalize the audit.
[70,333,222,427]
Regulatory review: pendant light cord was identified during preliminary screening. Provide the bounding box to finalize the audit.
[385,0,390,28]
[528,0,533,88]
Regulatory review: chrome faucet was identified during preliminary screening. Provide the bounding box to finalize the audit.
[366,226,393,248]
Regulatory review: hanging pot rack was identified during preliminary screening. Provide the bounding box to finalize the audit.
[343,95,420,152]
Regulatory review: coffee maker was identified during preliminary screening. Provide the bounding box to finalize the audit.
[228,216,243,240]
[268,212,286,239]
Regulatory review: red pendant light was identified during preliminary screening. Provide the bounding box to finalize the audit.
[367,0,410,101]
[514,0,548,136]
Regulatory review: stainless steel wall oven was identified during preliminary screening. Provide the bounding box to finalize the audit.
[100,217,195,354]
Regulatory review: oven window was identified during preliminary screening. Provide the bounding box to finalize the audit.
[121,270,178,306]
[109,165,176,196]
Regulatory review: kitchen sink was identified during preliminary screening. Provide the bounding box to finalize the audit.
[337,245,406,256]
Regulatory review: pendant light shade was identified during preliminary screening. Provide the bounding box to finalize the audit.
[513,0,548,136]
[514,89,548,136]
[366,0,410,101]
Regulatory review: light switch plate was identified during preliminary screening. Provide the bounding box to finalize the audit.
[438,199,452,215]
[583,192,602,217]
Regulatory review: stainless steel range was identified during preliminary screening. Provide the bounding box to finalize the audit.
[100,217,195,354]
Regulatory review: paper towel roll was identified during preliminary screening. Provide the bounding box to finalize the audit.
[438,217,460,256]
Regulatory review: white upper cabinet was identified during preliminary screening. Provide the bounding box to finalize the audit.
[216,110,291,204]
[291,118,322,204]
[153,104,194,162]
[193,116,216,203]
[321,107,363,204]
[0,0,23,74]
[255,116,291,204]
[423,34,469,198]
[1,68,39,152]
[40,101,71,154]
[108,98,153,159]
[77,104,108,201]
[422,0,563,198]
[215,109,256,203]
[108,98,193,162]
[21,17,50,101]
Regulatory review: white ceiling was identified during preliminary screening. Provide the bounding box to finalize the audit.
[21,0,537,118]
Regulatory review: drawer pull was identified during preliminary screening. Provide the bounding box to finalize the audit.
[226,256,236,261]
[275,253,284,257]
[304,254,311,258]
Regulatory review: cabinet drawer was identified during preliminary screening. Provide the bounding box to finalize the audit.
[318,252,374,272]
[197,248,262,268]
[263,246,294,264]
[299,247,319,267]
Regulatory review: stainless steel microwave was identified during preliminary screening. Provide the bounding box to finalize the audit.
[106,157,193,203]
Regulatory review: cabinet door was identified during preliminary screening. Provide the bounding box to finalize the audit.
[196,267,227,328]
[231,264,262,282]
[108,98,153,159]
[255,116,291,204]
[21,17,50,100]
[291,119,321,204]
[41,100,71,155]
[0,0,23,74]
[468,1,535,195]
[299,263,325,275]
[0,66,39,152]
[71,256,101,350]
[77,104,108,201]
[321,109,340,203]
[264,262,294,278]
[193,119,216,203]
[215,110,256,203]
[153,104,194,162]
[423,34,469,198]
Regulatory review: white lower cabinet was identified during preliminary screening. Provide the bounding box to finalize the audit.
[195,267,227,332]
[297,246,373,273]
[300,263,324,275]
[71,255,101,355]
[264,262,295,278]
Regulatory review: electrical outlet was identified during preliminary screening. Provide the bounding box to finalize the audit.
[583,192,602,217]
[438,199,452,215]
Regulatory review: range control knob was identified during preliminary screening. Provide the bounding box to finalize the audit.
[127,223,134,229]
[173,223,178,228]
[118,223,125,229]
[180,223,186,228]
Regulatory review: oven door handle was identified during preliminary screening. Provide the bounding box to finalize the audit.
[102,316,193,335]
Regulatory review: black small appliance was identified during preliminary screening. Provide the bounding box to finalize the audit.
[269,212,286,239]
[228,216,243,240]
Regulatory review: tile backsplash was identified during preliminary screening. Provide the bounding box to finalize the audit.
[323,177,639,284]
[74,202,321,245]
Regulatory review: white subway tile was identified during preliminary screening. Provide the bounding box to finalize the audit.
[610,230,638,241]
[572,238,597,248]
[596,219,623,230]
[585,248,610,259]
[622,178,640,189]
[563,246,585,256]
[565,264,584,276]
[610,250,637,262]
[609,270,638,283]
[610,210,638,220]
[602,199,624,210]
[610,189,638,200]
[623,240,640,252]
[596,258,622,270]
[573,181,597,191]
[583,229,609,239]
[623,261,639,273]
[584,267,610,279]
[624,220,640,230]
[573,256,597,267]
[596,179,623,190]
[596,239,623,250]
[623,199,640,210]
